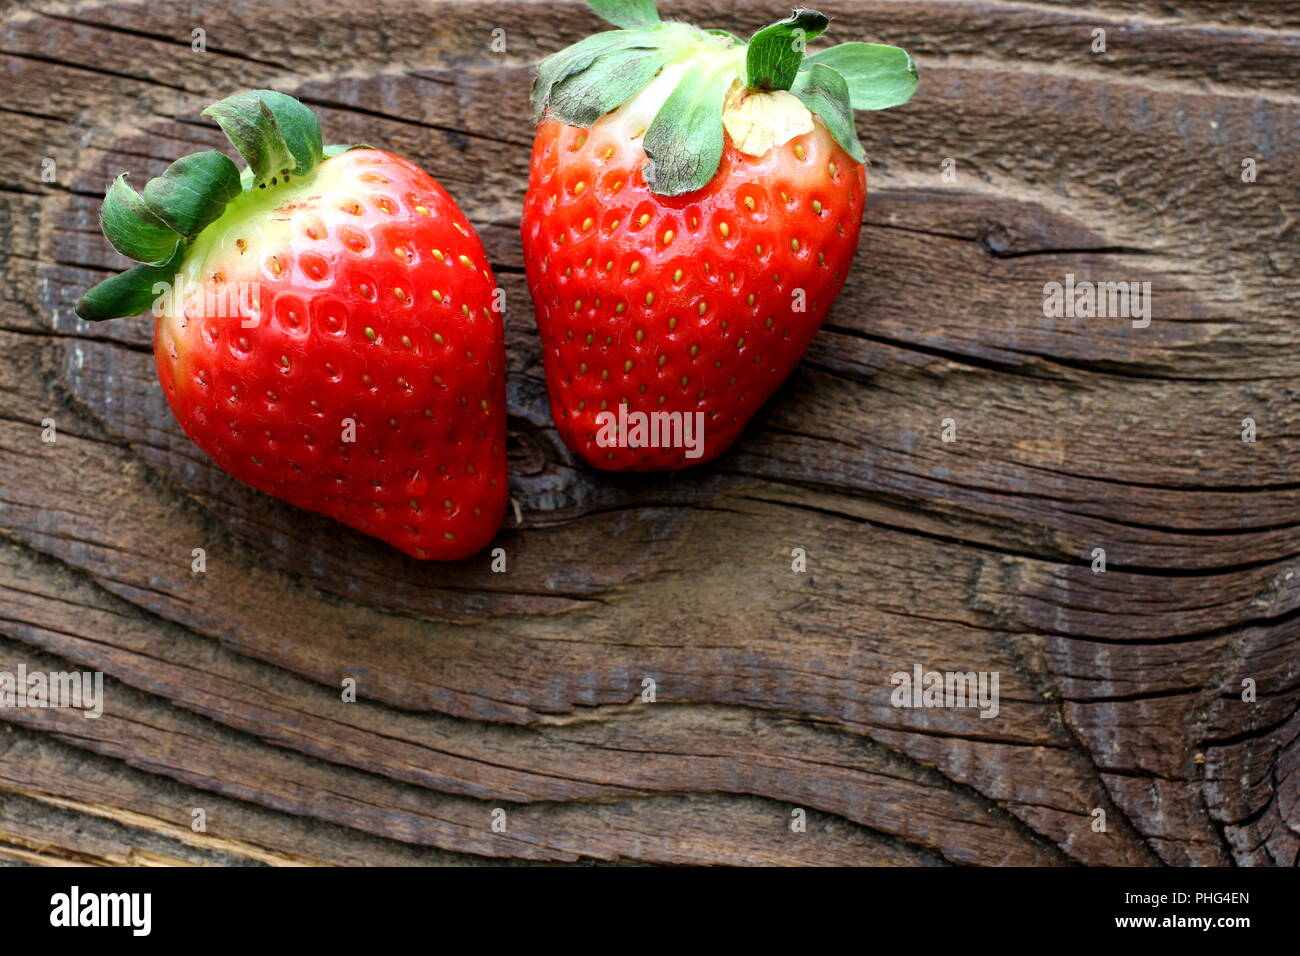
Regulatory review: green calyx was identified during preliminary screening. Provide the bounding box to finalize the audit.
[534,0,919,196]
[76,90,354,322]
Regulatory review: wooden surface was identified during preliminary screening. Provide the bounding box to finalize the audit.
[1,0,1297,866]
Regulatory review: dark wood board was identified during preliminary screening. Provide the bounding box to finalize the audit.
[0,0,1296,866]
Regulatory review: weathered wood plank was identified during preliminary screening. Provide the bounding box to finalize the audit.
[0,0,1296,866]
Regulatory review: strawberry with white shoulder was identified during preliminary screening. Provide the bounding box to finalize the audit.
[523,1,917,470]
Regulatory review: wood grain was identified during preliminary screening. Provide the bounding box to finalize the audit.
[0,0,1296,866]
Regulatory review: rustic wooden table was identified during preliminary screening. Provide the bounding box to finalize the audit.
[0,0,1296,866]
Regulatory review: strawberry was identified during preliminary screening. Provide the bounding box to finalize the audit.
[523,1,916,470]
[77,91,507,559]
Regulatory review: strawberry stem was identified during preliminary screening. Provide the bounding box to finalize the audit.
[201,91,324,187]
[535,2,918,197]
[586,0,660,29]
[76,91,353,322]
[744,8,829,92]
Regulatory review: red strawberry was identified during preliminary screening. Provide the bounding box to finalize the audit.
[77,91,507,559]
[523,1,916,470]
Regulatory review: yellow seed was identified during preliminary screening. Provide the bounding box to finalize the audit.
[662,229,674,244]
[608,219,620,232]
[364,327,376,341]
[574,181,586,195]
[698,302,707,315]
[582,217,593,231]
[645,292,654,306]
[635,329,644,343]
[401,335,413,349]
[415,205,430,216]
[680,375,689,386]
[794,144,806,160]
[600,369,609,380]
[818,252,826,266]
[580,362,588,373]
[586,333,594,345]
[629,261,641,275]
[459,254,472,267]
[573,300,582,312]
[829,162,838,177]
[638,213,650,226]
[689,344,698,357]
[624,359,633,372]
[791,238,800,251]
[434,333,445,345]
[432,290,443,302]
[812,200,823,214]
[658,355,667,367]
[603,146,614,159]
[743,196,755,210]
[615,303,625,314]
[719,222,730,237]
[432,249,444,261]
[668,317,678,330]
[673,269,683,283]
[747,293,755,306]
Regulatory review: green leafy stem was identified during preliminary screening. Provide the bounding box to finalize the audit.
[536,0,919,195]
[77,91,352,322]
